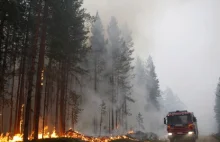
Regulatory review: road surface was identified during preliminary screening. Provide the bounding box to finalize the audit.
[164,136,218,142]
[197,136,218,142]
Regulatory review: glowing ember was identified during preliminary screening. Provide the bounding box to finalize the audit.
[10,134,23,142]
[0,133,8,142]
[38,133,43,139]
[128,130,134,134]
[62,128,138,142]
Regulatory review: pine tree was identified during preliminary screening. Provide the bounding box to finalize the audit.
[135,56,146,86]
[136,112,144,131]
[47,0,89,136]
[69,91,82,130]
[106,17,135,132]
[90,11,106,93]
[0,0,91,137]
[163,87,186,112]
[108,16,121,53]
[0,0,21,133]
[99,100,106,136]
[214,78,220,134]
[0,0,141,138]
[107,16,122,131]
[121,23,133,50]
[0,0,39,135]
[23,0,41,140]
[32,0,48,139]
[118,41,134,130]
[145,56,160,111]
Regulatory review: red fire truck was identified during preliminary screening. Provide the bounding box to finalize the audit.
[164,110,198,142]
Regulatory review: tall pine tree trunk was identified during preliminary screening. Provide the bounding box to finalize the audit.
[0,12,5,64]
[63,70,68,131]
[33,0,48,139]
[112,108,114,132]
[44,61,52,129]
[24,0,42,141]
[9,51,16,132]
[59,82,65,135]
[42,75,48,136]
[59,63,66,135]
[45,60,52,129]
[124,99,127,131]
[1,24,11,133]
[93,116,97,135]
[14,61,21,134]
[99,111,102,136]
[16,57,25,134]
[55,77,60,133]
[16,46,26,134]
[9,24,17,133]
[109,107,111,134]
[71,108,74,130]
[94,56,97,92]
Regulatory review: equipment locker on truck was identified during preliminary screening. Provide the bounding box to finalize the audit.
[164,110,198,142]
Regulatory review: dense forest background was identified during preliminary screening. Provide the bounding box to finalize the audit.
[0,0,187,140]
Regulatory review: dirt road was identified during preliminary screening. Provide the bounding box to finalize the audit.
[164,136,218,142]
[197,136,218,142]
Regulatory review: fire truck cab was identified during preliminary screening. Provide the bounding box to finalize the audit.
[164,110,198,142]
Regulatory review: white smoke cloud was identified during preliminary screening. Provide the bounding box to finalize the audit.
[83,0,220,136]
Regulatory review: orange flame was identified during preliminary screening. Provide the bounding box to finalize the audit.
[51,128,58,138]
[128,130,134,134]
[10,134,23,142]
[0,127,137,142]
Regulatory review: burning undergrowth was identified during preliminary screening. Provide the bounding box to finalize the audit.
[0,128,138,142]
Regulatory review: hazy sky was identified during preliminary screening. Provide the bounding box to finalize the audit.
[83,0,220,135]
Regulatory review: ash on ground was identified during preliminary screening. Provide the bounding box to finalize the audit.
[126,131,158,141]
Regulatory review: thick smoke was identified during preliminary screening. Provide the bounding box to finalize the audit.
[83,0,220,136]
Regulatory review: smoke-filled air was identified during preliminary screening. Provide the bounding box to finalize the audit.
[0,0,220,142]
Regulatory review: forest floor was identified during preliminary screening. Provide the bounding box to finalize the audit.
[27,136,219,142]
[27,137,168,142]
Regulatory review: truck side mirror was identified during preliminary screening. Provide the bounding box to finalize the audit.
[193,117,197,122]
[164,118,166,125]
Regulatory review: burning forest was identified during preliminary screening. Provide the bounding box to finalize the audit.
[0,128,138,142]
[0,0,166,142]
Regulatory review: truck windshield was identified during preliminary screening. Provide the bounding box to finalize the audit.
[167,114,191,125]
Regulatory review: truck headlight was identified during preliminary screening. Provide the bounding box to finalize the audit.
[168,133,172,136]
[188,131,193,135]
